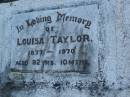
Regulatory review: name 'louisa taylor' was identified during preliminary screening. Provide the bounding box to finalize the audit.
[17,34,90,46]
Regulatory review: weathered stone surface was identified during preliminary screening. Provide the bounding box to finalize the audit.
[0,0,130,97]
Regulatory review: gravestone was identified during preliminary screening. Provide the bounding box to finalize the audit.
[0,0,130,97]
[9,4,99,82]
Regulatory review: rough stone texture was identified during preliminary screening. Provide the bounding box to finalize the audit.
[0,0,130,97]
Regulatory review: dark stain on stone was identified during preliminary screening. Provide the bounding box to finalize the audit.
[53,82,62,90]
[0,0,18,3]
[0,81,24,97]
[75,80,84,91]
[78,41,91,74]
[88,82,99,96]
[87,79,110,96]
[102,79,109,91]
